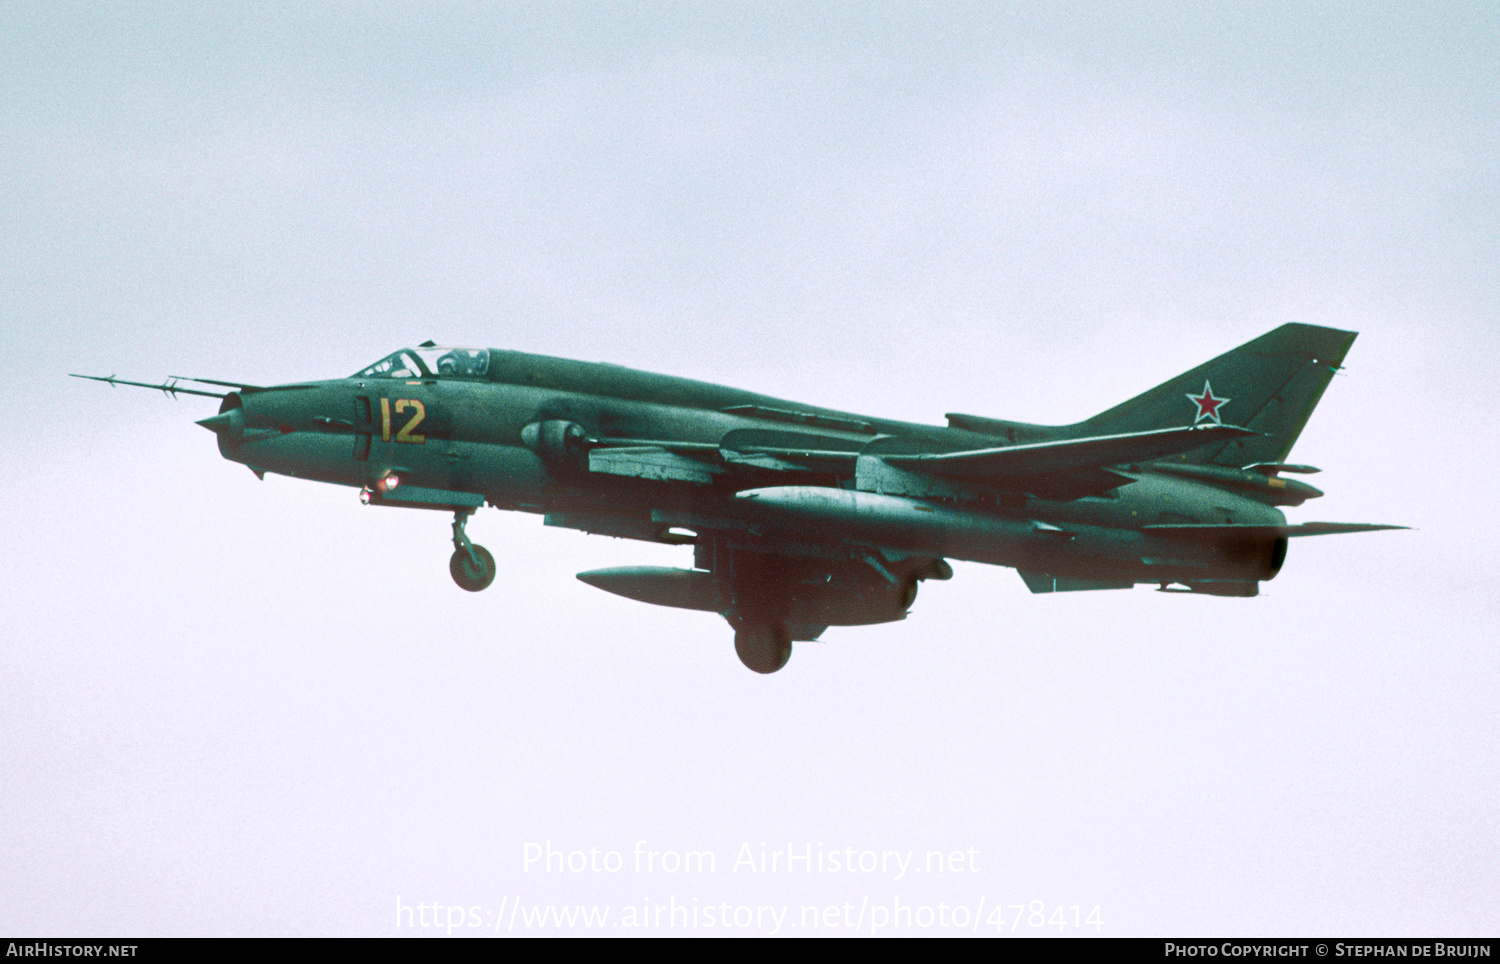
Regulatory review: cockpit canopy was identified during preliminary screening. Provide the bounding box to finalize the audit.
[354,346,490,380]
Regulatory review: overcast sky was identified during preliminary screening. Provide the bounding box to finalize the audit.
[2,2,1496,937]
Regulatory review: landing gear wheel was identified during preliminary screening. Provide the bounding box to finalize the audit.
[450,545,496,592]
[734,622,792,674]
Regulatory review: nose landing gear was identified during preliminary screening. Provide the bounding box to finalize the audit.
[448,510,496,592]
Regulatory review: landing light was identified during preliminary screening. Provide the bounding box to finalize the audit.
[362,474,402,503]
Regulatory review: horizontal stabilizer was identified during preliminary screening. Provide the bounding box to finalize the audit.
[1144,522,1407,537]
[883,424,1255,478]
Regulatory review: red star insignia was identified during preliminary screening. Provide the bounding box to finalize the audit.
[1186,381,1229,424]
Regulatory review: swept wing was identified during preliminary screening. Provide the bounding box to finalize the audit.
[881,424,1256,478]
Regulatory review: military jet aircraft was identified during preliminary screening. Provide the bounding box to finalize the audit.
[75,323,1400,673]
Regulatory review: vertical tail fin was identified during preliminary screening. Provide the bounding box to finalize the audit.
[1080,323,1357,466]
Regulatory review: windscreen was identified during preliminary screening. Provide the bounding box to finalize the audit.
[354,347,490,379]
[354,351,424,379]
[413,347,490,378]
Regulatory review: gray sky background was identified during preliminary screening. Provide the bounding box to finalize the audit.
[2,2,1496,936]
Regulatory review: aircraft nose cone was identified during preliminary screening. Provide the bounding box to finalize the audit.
[196,407,244,442]
[196,412,235,434]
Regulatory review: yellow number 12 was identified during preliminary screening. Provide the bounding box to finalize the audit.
[379,398,427,444]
